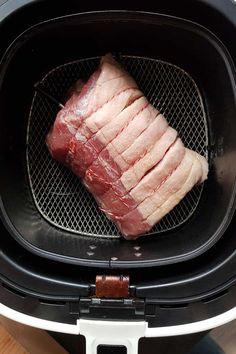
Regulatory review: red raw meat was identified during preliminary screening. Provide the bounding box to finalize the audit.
[46,54,208,239]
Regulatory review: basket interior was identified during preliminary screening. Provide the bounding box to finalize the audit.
[1,12,236,267]
[27,56,208,238]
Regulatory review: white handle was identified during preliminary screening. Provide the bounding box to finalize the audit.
[79,319,147,354]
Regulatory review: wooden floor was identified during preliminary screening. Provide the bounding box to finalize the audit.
[0,316,68,354]
[211,320,236,354]
[0,317,236,353]
[0,325,28,354]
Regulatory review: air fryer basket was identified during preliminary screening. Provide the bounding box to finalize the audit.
[27,56,207,238]
[0,11,236,268]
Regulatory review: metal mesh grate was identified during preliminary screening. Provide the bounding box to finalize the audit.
[27,56,208,238]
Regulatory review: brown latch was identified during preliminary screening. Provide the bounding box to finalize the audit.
[95,275,130,298]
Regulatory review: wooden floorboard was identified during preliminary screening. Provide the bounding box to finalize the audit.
[211,319,236,354]
[0,325,28,354]
[0,316,68,354]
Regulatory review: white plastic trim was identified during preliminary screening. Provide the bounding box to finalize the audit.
[0,303,80,334]
[79,319,147,354]
[2,303,236,353]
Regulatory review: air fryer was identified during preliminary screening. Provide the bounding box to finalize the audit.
[1,1,236,354]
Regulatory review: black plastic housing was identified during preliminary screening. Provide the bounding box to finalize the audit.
[0,11,236,268]
[0,0,236,334]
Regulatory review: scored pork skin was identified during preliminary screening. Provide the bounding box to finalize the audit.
[46,54,208,239]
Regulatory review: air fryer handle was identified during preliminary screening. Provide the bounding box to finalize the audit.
[79,319,147,354]
[86,337,139,354]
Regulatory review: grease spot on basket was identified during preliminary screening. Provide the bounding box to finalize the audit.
[87,251,95,256]
[134,252,142,257]
[111,257,118,261]
[134,246,141,251]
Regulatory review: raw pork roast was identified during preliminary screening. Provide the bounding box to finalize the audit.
[46,54,208,239]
